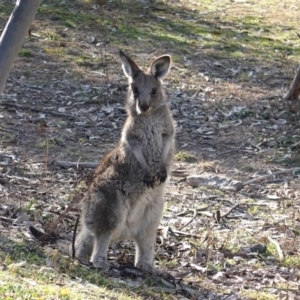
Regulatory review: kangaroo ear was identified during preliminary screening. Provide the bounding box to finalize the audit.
[150,55,171,79]
[119,50,140,79]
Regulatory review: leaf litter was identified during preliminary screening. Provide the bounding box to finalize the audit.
[0,0,300,299]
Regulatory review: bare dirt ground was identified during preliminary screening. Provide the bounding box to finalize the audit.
[1,0,300,299]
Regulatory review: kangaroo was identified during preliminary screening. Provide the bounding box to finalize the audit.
[71,50,175,271]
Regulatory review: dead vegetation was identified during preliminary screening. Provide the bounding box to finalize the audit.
[0,0,300,299]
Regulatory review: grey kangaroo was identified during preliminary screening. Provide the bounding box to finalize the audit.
[73,50,175,270]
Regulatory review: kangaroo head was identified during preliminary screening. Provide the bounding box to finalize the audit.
[120,50,171,114]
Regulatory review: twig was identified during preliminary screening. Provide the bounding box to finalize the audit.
[49,160,98,169]
[263,179,289,184]
[222,204,241,219]
[0,153,16,160]
[0,101,76,120]
[291,140,300,149]
[213,144,245,158]
[169,229,202,239]
[0,216,13,223]
[242,168,300,187]
[6,174,40,184]
[196,195,220,201]
[178,209,197,230]
[267,236,284,260]
[171,169,188,178]
[44,178,86,238]
[176,209,190,217]
[72,215,80,259]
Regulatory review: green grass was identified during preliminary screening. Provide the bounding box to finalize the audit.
[24,0,299,90]
[175,151,197,162]
[0,238,143,300]
[240,290,277,300]
[18,49,33,57]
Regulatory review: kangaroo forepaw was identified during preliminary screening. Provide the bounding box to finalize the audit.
[156,166,167,183]
[143,173,155,189]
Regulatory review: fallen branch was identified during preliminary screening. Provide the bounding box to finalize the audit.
[0,101,76,120]
[49,160,98,169]
[242,168,300,188]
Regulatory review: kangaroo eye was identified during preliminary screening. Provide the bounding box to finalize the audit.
[151,88,157,96]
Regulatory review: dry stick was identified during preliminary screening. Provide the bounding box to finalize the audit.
[39,179,85,243]
[172,170,188,178]
[6,174,39,184]
[178,209,197,230]
[213,144,245,158]
[50,160,98,169]
[72,215,80,259]
[176,209,190,217]
[0,216,13,223]
[0,101,76,120]
[242,168,300,187]
[43,125,49,189]
[267,236,284,261]
[221,204,241,219]
[36,204,75,244]
[170,229,203,239]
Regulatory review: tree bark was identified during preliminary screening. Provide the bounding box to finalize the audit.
[0,0,41,94]
[283,64,300,101]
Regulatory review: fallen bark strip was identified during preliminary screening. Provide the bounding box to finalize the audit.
[0,101,76,120]
[267,235,284,261]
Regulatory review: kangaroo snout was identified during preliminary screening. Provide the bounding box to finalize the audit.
[139,101,150,112]
[136,98,150,114]
[136,91,152,113]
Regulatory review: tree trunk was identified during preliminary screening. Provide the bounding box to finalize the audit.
[0,0,41,94]
[283,64,300,101]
